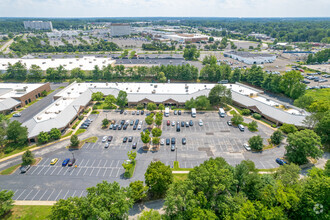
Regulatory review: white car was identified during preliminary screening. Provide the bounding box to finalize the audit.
[243,143,251,151]
[160,139,165,145]
[172,121,176,126]
[199,119,203,126]
[137,124,142,130]
[139,121,143,125]
[102,136,107,143]
[105,143,109,148]
[13,113,21,117]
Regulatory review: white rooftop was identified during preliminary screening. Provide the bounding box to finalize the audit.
[0,56,116,71]
[0,83,44,99]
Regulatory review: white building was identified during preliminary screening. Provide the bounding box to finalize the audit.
[24,21,53,31]
[110,23,131,37]
[224,51,277,64]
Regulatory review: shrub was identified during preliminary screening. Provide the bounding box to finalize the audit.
[22,150,34,165]
[248,135,263,151]
[78,115,84,120]
[137,104,144,110]
[252,113,262,120]
[241,109,251,115]
[70,135,80,147]
[280,123,298,134]
[270,130,284,145]
[248,121,258,132]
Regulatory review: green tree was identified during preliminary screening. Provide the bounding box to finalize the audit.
[248,121,258,132]
[129,181,148,203]
[70,68,85,79]
[147,103,157,111]
[195,96,211,110]
[151,127,162,137]
[280,70,305,99]
[152,137,160,145]
[294,95,314,109]
[49,128,61,140]
[183,47,200,61]
[91,92,104,101]
[248,135,263,151]
[273,163,301,186]
[102,119,109,128]
[280,123,297,134]
[6,120,27,144]
[145,115,154,126]
[116,90,128,109]
[92,65,102,81]
[230,68,241,83]
[208,84,232,106]
[157,72,167,83]
[138,209,161,220]
[231,114,244,125]
[270,130,284,145]
[6,61,27,80]
[315,110,330,145]
[104,95,116,108]
[22,150,34,165]
[158,104,165,111]
[38,131,50,144]
[70,135,80,147]
[246,65,264,87]
[0,189,14,218]
[28,64,43,81]
[145,161,173,198]
[241,109,251,115]
[50,197,82,220]
[285,129,323,165]
[140,131,151,146]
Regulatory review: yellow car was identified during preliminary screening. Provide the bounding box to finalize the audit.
[50,158,58,165]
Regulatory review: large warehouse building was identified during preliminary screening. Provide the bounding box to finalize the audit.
[22,82,308,141]
[0,83,51,114]
[110,23,131,36]
[23,21,53,30]
[224,51,276,64]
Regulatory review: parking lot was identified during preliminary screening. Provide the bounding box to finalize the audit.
[0,110,284,201]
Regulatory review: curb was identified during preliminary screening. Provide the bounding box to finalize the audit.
[14,200,56,206]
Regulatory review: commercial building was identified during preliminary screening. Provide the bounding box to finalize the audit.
[0,56,116,72]
[0,83,51,114]
[22,82,308,141]
[110,23,131,37]
[23,21,53,31]
[163,34,208,43]
[224,51,276,64]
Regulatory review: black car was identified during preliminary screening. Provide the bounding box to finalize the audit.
[132,142,137,149]
[178,110,182,115]
[181,121,185,127]
[128,136,133,142]
[108,136,113,142]
[171,138,175,144]
[118,124,122,130]
[113,124,118,130]
[141,110,144,115]
[133,125,137,130]
[189,120,193,126]
[135,119,139,125]
[20,165,30,173]
[68,158,76,166]
[123,137,128,143]
[130,120,134,126]
[123,124,128,130]
[80,125,88,129]
[176,125,180,132]
[121,120,125,125]
[182,138,186,145]
[120,109,124,114]
[166,138,170,145]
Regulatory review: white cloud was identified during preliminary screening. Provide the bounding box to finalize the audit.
[0,0,329,17]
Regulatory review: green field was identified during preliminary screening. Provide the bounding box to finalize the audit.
[4,205,52,220]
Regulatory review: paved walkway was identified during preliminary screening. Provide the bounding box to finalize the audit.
[14,200,56,206]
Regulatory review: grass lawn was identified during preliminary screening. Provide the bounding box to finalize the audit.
[0,144,37,160]
[172,161,193,171]
[61,130,73,139]
[69,136,98,149]
[75,129,86,136]
[0,164,21,175]
[4,205,52,220]
[173,173,189,182]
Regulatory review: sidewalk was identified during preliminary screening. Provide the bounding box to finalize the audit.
[14,200,56,206]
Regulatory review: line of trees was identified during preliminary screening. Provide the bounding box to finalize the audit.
[306,48,330,64]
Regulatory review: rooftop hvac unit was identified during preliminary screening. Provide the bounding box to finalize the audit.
[79,65,83,67]
[45,111,49,114]
[69,62,73,64]
[63,97,66,100]
[90,84,92,86]
[37,116,42,120]
[42,62,46,64]
[266,99,270,101]
[67,92,71,94]
[126,88,128,90]
[55,103,60,106]
[84,58,87,60]
[89,61,92,63]
[106,83,108,86]
[186,89,188,92]
[51,59,55,61]
[204,85,207,87]
[76,59,79,61]
[94,86,96,88]
[71,88,74,90]
[55,111,60,114]
[63,64,67,66]
[78,83,80,86]
[79,92,82,94]
[94,59,96,61]
[152,90,156,94]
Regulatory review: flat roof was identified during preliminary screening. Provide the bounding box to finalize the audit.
[0,83,45,99]
[0,56,116,71]
[225,51,275,58]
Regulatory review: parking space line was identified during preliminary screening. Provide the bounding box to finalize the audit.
[23,189,34,200]
[16,189,26,200]
[43,166,52,175]
[115,160,120,168]
[115,168,120,177]
[78,159,84,167]
[57,167,64,175]
[103,160,107,168]
[109,160,114,167]
[89,168,95,176]
[37,166,46,175]
[97,160,102,167]
[109,168,114,176]
[83,168,89,176]
[85,159,90,167]
[31,190,40,200]
[72,190,77,197]
[50,166,58,175]
[47,189,55,201]
[79,191,84,198]
[30,166,39,175]
[96,168,102,176]
[63,190,70,200]
[39,190,49,201]
[102,168,108,177]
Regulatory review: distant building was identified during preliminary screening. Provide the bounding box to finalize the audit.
[110,23,131,37]
[224,51,276,64]
[23,21,53,31]
[163,34,208,43]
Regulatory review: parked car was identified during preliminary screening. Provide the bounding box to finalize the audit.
[171,144,175,151]
[123,124,128,130]
[128,136,133,142]
[167,120,170,126]
[238,124,244,131]
[133,125,137,130]
[160,139,165,145]
[102,136,107,142]
[243,143,251,151]
[105,142,109,148]
[80,125,88,129]
[108,136,113,142]
[141,110,144,115]
[120,120,125,125]
[181,121,185,127]
[68,158,76,166]
[189,120,193,126]
[109,124,114,130]
[174,110,177,115]
[166,138,170,145]
[20,165,30,173]
[123,137,128,143]
[113,124,118,130]
[199,119,203,126]
[227,121,232,126]
[276,158,287,165]
[118,124,122,130]
[171,138,175,144]
[130,120,134,126]
[13,113,21,117]
[178,110,182,115]
[62,158,70,166]
[172,121,176,126]
[135,119,139,125]
[120,109,124,114]
[136,110,140,115]
[132,111,136,115]
[182,138,186,145]
[132,142,137,149]
[137,124,142,130]
[185,122,189,127]
[50,158,58,165]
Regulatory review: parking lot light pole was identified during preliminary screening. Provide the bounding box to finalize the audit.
[71,152,75,160]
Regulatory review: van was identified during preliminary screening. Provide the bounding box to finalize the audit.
[191,108,196,118]
[164,107,170,117]
[238,124,245,131]
[219,108,225,118]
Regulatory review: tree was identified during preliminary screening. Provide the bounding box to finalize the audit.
[70,68,85,79]
[241,109,251,116]
[28,64,43,81]
[195,96,210,110]
[157,72,167,83]
[151,127,162,137]
[70,135,80,147]
[280,71,305,99]
[273,163,301,186]
[183,47,200,61]
[248,135,263,151]
[129,181,148,203]
[104,95,116,108]
[231,114,244,125]
[50,128,61,140]
[248,121,258,131]
[285,129,323,165]
[140,131,151,146]
[6,120,28,144]
[208,84,232,106]
[280,123,297,134]
[116,90,128,109]
[158,104,165,111]
[50,197,82,220]
[138,209,161,220]
[230,68,241,83]
[152,137,160,145]
[0,189,14,217]
[270,130,284,145]
[147,103,157,111]
[91,92,104,101]
[102,119,109,128]
[315,110,330,145]
[155,116,162,127]
[22,150,34,165]
[6,61,27,80]
[92,65,102,80]
[252,113,261,120]
[145,115,154,126]
[38,131,50,144]
[145,161,173,198]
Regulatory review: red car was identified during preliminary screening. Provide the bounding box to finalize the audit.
[167,120,170,126]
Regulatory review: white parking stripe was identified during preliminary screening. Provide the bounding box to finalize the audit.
[90,168,95,176]
[43,166,52,175]
[96,168,102,176]
[37,166,46,175]
[30,166,39,175]
[83,168,89,176]
[57,167,64,175]
[79,191,84,198]
[63,190,70,199]
[23,189,34,200]
[103,168,108,177]
[47,189,55,201]
[72,190,77,197]
[76,167,83,176]
[110,160,114,167]
[109,168,114,177]
[39,190,49,200]
[115,160,120,168]
[31,190,40,200]
[115,168,120,177]
[50,167,58,175]
[16,189,26,200]
[54,189,62,200]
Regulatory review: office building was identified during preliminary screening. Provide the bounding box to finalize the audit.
[110,23,131,37]
[23,21,53,30]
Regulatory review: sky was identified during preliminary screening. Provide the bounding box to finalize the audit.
[0,0,329,17]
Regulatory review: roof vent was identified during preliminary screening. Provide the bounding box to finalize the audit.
[55,103,60,106]
[37,116,42,120]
